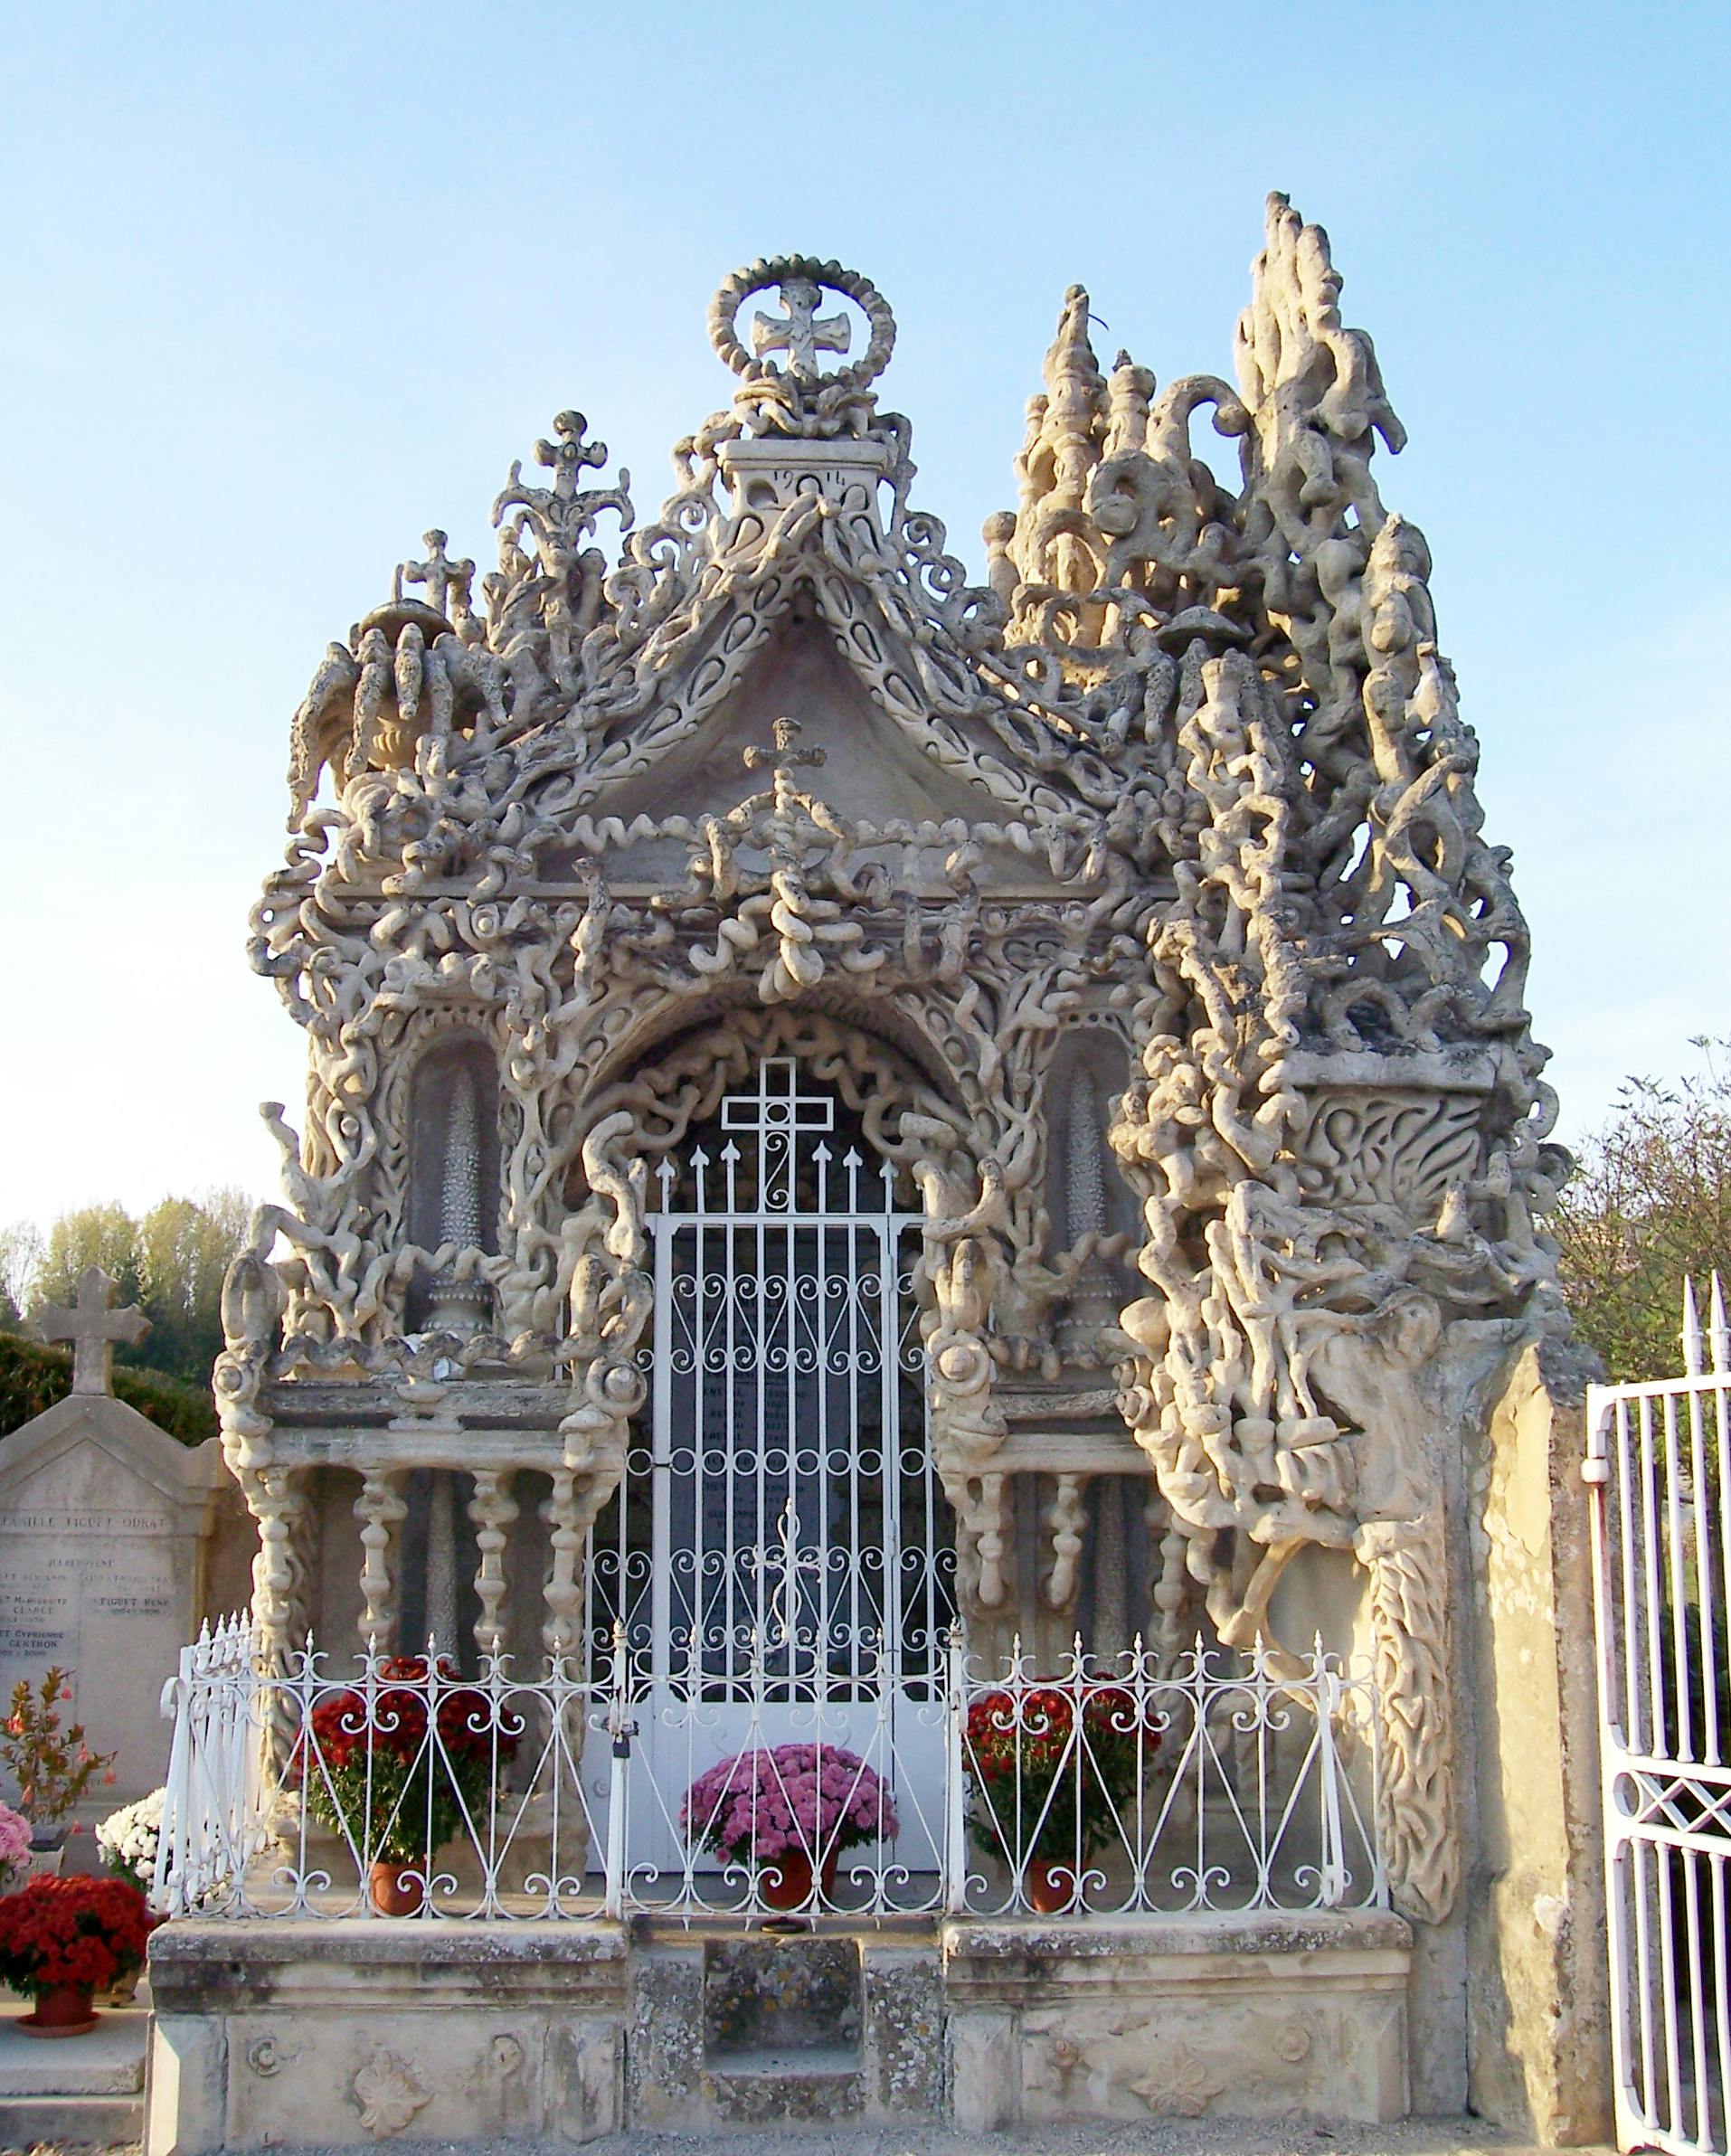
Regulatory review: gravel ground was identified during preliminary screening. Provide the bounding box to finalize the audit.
[17,2120,1609,2156]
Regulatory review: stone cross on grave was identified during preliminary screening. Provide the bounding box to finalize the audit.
[751,278,851,376]
[33,1266,150,1396]
[743,716,826,779]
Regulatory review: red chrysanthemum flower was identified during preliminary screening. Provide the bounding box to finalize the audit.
[0,1876,156,1999]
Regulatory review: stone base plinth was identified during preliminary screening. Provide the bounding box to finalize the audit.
[943,1910,1413,2131]
[145,1920,629,2153]
[145,1910,1412,2150]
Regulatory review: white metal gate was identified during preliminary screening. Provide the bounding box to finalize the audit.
[587,1055,955,1884]
[1588,1277,1731,2155]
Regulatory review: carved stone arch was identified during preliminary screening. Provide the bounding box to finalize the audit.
[571,1003,968,1195]
[573,1002,969,1664]
[557,1000,1023,1622]
[572,985,968,1166]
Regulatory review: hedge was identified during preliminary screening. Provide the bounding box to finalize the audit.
[0,1332,216,1446]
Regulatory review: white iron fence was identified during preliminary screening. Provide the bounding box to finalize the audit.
[156,1621,1386,1924]
[1588,1275,1731,2156]
[954,1639,1385,1916]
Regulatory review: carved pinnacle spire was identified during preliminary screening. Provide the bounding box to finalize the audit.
[1034,287,1108,510]
[1000,284,1112,603]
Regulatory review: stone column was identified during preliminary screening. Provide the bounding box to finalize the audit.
[354,1470,407,1650]
[1466,1338,1612,2143]
[541,1470,585,1661]
[251,1463,311,1669]
[426,1469,461,1652]
[468,1469,519,1655]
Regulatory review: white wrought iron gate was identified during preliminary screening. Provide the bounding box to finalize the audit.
[1588,1278,1731,2156]
[587,1056,955,1890]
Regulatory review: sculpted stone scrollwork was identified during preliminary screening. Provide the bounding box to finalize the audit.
[244,2035,300,2078]
[222,207,1565,1929]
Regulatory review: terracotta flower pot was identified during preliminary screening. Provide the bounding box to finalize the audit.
[758,1848,837,1912]
[1024,1857,1076,1915]
[18,1982,98,2037]
[368,1860,424,1917]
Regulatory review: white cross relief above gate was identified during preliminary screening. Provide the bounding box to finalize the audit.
[718,1055,834,1214]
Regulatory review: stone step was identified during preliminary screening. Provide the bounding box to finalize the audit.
[629,1933,941,2131]
[705,2057,866,2126]
[0,1999,147,2148]
[0,2088,145,2145]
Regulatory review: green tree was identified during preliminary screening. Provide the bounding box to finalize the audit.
[24,1190,253,1390]
[0,1222,44,1333]
[133,1190,254,1383]
[1553,1039,1731,1382]
[33,1202,141,1311]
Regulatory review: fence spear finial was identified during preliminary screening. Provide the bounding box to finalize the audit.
[1710,1271,1729,1375]
[1683,1276,1705,1376]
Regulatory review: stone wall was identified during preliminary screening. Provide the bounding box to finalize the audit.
[1467,1341,1612,2143]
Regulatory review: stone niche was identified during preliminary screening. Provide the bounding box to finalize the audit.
[404,1033,502,1334]
[0,1395,253,1805]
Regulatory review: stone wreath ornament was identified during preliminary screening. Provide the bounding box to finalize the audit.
[707,254,895,385]
[706,255,896,440]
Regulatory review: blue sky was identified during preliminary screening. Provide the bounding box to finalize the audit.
[1,1,1726,1225]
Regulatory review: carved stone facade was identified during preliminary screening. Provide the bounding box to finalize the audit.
[215,200,1571,2050]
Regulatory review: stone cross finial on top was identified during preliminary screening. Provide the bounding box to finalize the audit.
[33,1266,149,1396]
[751,278,851,376]
[709,257,894,440]
[395,529,475,622]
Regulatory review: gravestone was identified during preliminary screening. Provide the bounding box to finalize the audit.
[0,1271,250,1807]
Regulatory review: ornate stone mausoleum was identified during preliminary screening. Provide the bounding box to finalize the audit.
[147,200,1608,2149]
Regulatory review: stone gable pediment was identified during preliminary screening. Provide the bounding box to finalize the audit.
[0,1395,220,1532]
[542,610,1075,891]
